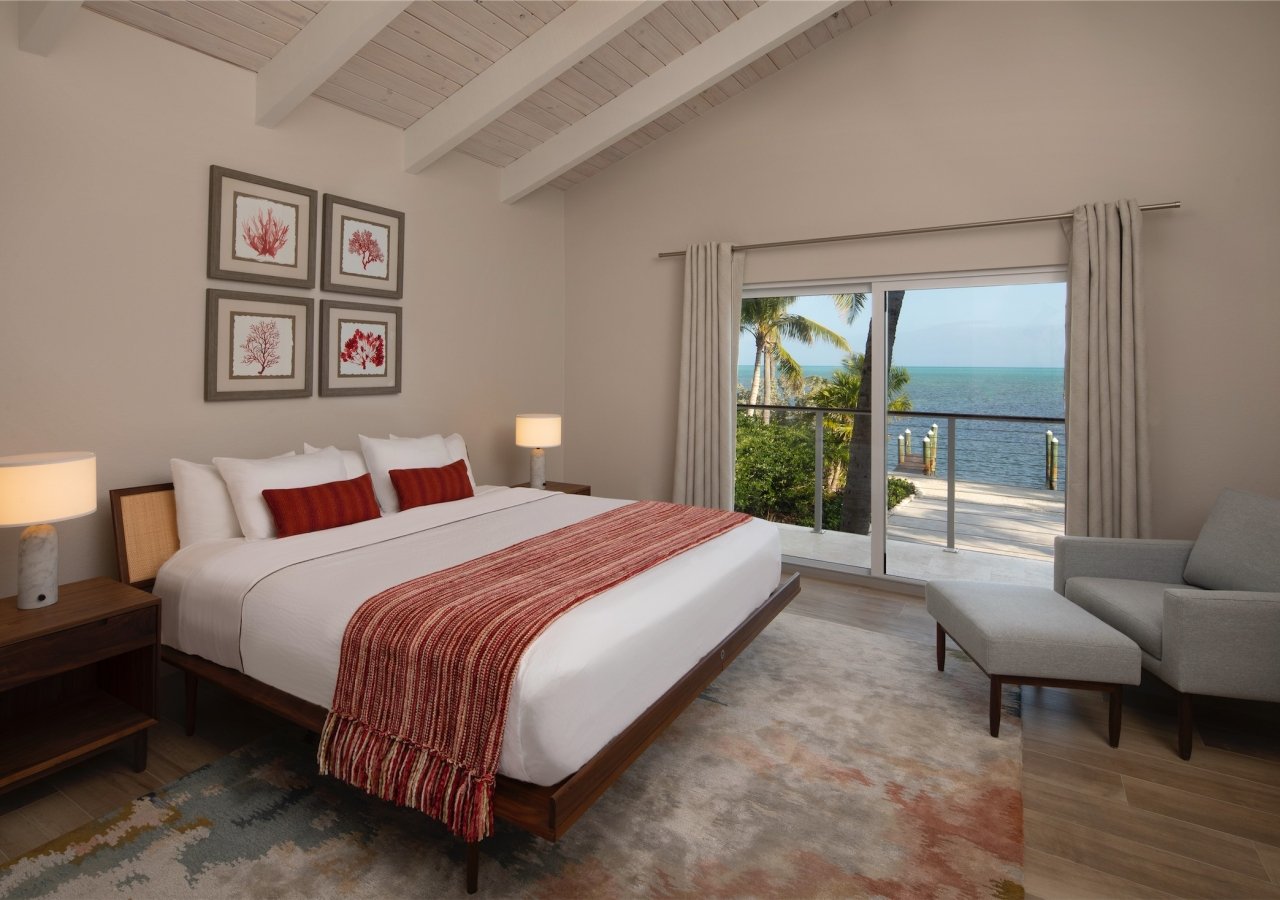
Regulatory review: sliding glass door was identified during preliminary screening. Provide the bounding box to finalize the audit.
[873,273,1067,585]
[736,269,1066,586]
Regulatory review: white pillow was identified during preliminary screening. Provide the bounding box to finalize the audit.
[171,459,242,547]
[213,447,348,540]
[170,451,296,547]
[359,433,450,513]
[390,433,476,487]
[302,443,368,479]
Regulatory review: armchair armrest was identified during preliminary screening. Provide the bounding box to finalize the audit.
[1161,590,1280,700]
[1053,536,1194,595]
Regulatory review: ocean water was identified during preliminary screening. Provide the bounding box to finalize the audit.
[738,365,1067,490]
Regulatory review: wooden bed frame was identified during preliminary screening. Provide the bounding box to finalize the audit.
[110,482,800,893]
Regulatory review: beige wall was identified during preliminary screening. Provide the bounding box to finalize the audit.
[564,1,1280,539]
[0,6,565,589]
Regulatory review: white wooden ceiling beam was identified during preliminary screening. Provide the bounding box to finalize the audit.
[403,0,661,175]
[256,0,411,128]
[18,1,82,56]
[500,0,849,203]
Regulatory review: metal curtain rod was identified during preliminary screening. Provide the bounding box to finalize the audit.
[656,201,1181,259]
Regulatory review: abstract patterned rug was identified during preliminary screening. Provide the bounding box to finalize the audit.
[1,612,1023,899]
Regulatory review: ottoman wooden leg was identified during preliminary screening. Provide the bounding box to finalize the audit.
[936,623,946,672]
[1108,685,1123,748]
[989,677,1002,737]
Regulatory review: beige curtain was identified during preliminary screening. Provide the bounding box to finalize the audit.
[674,242,745,509]
[1065,200,1151,537]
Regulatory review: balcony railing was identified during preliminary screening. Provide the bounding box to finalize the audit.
[736,403,1066,555]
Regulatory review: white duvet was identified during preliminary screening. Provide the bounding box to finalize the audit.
[154,487,781,785]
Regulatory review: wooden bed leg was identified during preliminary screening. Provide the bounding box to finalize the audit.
[184,671,198,737]
[465,841,480,894]
[936,623,945,671]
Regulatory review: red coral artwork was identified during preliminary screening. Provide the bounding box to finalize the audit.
[242,208,291,259]
[241,319,282,375]
[340,327,386,372]
[346,229,386,270]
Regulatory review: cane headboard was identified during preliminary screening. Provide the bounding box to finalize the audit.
[109,483,179,589]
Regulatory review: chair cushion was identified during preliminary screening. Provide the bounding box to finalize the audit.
[1184,489,1280,592]
[1064,577,1182,659]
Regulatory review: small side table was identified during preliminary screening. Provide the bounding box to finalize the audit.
[0,577,160,795]
[510,481,591,496]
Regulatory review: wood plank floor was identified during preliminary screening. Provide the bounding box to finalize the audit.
[788,575,1280,900]
[4,574,1279,899]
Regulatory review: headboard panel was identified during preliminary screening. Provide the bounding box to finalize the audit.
[109,483,178,589]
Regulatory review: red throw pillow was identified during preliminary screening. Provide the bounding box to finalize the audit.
[262,473,381,538]
[390,459,474,511]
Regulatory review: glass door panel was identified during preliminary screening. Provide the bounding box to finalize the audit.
[880,280,1067,586]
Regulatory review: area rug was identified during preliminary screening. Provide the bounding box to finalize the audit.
[0,612,1023,899]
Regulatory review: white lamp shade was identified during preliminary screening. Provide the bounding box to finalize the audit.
[0,452,97,527]
[515,414,562,448]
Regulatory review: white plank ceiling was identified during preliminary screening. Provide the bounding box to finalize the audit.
[80,0,891,196]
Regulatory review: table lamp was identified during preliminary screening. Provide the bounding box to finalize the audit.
[515,414,561,491]
[0,452,97,610]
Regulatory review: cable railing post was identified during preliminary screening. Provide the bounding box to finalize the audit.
[812,411,824,534]
[945,416,957,553]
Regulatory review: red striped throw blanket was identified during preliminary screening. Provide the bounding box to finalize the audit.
[317,500,751,841]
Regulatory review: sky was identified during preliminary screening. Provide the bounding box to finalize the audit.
[738,282,1067,369]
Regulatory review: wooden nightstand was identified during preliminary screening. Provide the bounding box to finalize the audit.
[0,577,160,795]
[510,481,591,496]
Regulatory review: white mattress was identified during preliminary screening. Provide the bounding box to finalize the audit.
[154,486,781,785]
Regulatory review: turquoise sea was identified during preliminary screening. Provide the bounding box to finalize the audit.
[738,365,1067,490]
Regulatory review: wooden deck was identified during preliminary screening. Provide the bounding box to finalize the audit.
[888,475,1064,562]
[776,475,1064,585]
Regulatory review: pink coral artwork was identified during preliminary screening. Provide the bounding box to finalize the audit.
[340,217,390,280]
[233,193,298,266]
[337,320,387,377]
[230,313,294,378]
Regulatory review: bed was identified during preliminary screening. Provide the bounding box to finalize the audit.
[111,480,799,892]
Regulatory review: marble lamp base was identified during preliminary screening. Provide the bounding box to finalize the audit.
[17,523,59,609]
[529,447,546,491]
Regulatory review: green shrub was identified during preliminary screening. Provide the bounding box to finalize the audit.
[734,412,918,529]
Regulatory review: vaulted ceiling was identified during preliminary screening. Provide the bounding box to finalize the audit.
[30,1,891,201]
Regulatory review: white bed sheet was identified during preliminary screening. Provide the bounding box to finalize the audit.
[154,487,780,785]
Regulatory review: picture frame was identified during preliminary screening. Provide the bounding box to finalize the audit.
[321,195,405,300]
[205,289,314,401]
[319,299,403,396]
[208,165,317,288]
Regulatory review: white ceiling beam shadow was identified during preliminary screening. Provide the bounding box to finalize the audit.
[18,2,82,56]
[404,0,661,174]
[256,0,411,128]
[500,0,848,203]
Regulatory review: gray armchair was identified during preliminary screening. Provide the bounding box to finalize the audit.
[1054,490,1280,759]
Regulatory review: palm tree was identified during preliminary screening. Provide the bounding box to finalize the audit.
[840,290,906,533]
[740,297,849,417]
[809,353,911,490]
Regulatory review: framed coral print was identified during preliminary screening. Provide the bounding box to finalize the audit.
[319,300,402,396]
[205,289,313,401]
[208,165,317,288]
[321,195,405,299]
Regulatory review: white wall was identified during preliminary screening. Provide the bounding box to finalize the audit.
[0,5,566,589]
[564,1,1280,539]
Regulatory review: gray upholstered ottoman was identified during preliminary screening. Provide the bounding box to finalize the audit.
[926,580,1142,746]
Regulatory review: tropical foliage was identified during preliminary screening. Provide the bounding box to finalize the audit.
[740,297,849,410]
[733,293,918,530]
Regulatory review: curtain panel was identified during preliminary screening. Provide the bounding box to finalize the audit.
[1065,199,1152,538]
[673,243,745,509]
